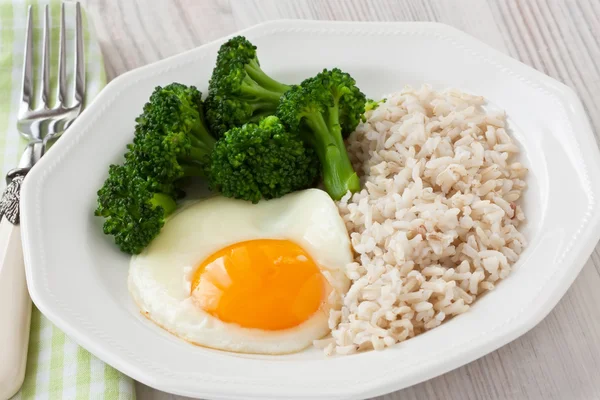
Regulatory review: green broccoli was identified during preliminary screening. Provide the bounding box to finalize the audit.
[208,116,319,203]
[365,98,385,112]
[205,36,291,137]
[361,98,386,122]
[125,83,216,194]
[96,83,213,254]
[277,68,366,200]
[95,164,177,254]
[96,82,323,255]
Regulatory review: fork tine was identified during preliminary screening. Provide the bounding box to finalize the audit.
[73,2,85,106]
[40,5,50,108]
[19,5,33,114]
[57,3,67,106]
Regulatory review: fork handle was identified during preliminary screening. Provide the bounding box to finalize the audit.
[0,218,32,399]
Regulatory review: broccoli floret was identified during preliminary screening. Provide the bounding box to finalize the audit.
[205,36,291,137]
[365,98,385,112]
[96,83,214,254]
[361,98,386,122]
[95,165,177,254]
[208,116,319,203]
[126,83,215,194]
[277,68,366,200]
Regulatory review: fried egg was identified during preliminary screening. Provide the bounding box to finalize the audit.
[128,189,352,354]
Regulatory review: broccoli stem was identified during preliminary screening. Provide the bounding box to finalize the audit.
[188,133,215,154]
[185,146,210,162]
[304,112,360,200]
[150,193,177,215]
[175,98,216,147]
[241,79,286,104]
[322,146,360,200]
[245,59,290,94]
[186,114,216,147]
[327,98,345,149]
[180,145,213,178]
[193,123,215,146]
[249,100,281,113]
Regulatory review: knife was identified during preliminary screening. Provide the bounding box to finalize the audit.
[0,141,43,399]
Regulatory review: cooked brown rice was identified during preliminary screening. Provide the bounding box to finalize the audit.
[315,85,527,355]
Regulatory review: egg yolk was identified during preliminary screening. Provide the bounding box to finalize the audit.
[190,239,325,331]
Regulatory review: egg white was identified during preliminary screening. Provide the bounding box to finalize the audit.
[128,189,352,354]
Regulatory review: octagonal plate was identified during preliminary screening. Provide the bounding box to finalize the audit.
[20,20,600,399]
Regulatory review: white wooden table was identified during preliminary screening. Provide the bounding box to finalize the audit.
[82,0,600,399]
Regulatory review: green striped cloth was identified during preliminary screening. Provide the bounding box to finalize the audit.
[0,1,135,398]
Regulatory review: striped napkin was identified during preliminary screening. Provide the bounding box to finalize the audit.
[0,1,135,398]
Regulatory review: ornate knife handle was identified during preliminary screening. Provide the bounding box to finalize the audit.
[0,173,26,225]
[0,141,43,225]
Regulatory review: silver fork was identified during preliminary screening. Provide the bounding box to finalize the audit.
[18,2,85,143]
[0,3,85,398]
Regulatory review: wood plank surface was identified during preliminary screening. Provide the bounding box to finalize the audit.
[80,0,600,399]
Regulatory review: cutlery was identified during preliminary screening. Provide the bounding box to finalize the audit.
[0,3,85,398]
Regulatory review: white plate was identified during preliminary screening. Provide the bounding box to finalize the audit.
[20,20,600,400]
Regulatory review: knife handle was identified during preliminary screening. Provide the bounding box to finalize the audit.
[0,217,32,399]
